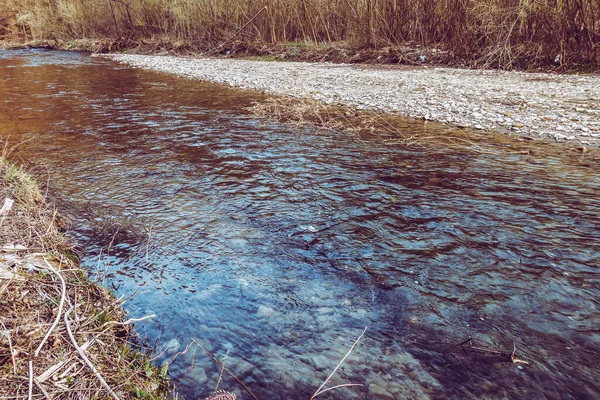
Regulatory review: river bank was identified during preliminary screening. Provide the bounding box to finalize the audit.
[0,154,170,399]
[100,53,600,149]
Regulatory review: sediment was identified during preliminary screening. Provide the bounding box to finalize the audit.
[102,53,600,148]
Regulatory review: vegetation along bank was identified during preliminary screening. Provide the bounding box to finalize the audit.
[0,150,171,399]
[1,0,599,70]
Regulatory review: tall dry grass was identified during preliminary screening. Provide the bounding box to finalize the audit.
[0,0,599,68]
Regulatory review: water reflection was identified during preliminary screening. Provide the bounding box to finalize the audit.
[1,49,600,399]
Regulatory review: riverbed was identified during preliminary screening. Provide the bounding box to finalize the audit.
[1,49,600,399]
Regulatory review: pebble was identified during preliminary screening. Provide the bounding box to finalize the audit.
[100,54,600,148]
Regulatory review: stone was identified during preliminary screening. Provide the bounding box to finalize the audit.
[188,367,208,385]
[256,305,277,318]
[162,338,180,356]
[311,354,331,371]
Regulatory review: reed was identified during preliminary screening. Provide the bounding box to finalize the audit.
[1,0,599,68]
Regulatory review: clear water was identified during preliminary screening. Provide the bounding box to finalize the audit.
[1,49,599,399]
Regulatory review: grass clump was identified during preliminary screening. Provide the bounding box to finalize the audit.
[246,96,487,152]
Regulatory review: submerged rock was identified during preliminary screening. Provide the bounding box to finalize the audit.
[256,305,277,318]
[162,338,181,356]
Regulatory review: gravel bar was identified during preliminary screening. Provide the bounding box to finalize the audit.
[103,54,600,147]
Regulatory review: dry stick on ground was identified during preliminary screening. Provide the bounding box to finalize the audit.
[63,307,120,400]
[310,326,369,400]
[34,378,52,400]
[191,339,259,400]
[27,257,67,400]
[36,258,67,355]
[0,319,17,374]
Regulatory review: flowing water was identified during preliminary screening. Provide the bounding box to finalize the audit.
[1,49,599,399]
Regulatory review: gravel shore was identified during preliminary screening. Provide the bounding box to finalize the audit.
[103,54,600,147]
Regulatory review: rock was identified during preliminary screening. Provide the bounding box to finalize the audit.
[188,367,208,385]
[162,338,180,356]
[256,305,277,318]
[311,354,331,371]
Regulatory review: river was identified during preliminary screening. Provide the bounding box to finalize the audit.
[1,49,599,399]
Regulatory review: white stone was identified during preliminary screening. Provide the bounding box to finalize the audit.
[256,305,277,318]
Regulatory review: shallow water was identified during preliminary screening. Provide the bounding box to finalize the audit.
[1,49,600,399]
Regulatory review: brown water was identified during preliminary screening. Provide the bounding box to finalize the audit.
[1,49,600,400]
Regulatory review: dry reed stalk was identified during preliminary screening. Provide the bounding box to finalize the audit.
[246,96,491,153]
[1,0,598,68]
[310,326,368,399]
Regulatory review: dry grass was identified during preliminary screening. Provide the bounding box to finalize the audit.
[1,0,599,69]
[0,150,170,399]
[0,157,67,256]
[246,96,488,152]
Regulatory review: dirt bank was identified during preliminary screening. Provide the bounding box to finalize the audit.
[0,152,170,399]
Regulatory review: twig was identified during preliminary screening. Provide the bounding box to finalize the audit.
[310,326,368,400]
[33,378,52,400]
[101,314,156,328]
[312,384,364,396]
[0,319,16,374]
[214,360,226,393]
[191,339,258,400]
[151,340,193,363]
[510,342,530,365]
[28,361,33,400]
[27,258,68,400]
[36,258,67,356]
[64,307,120,400]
